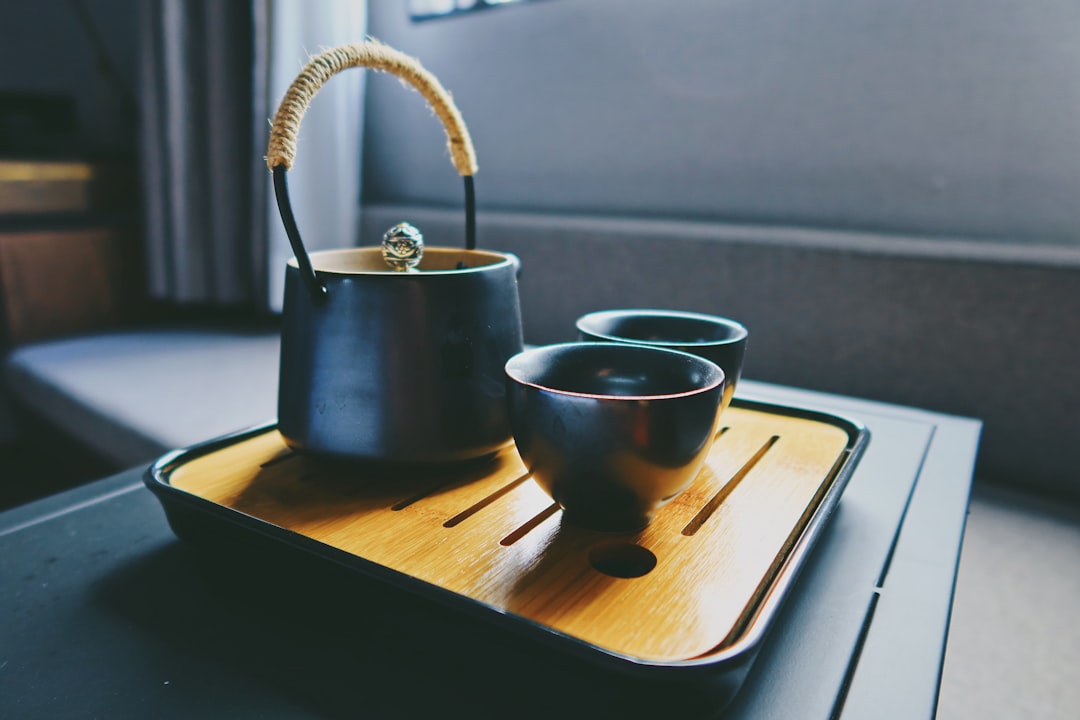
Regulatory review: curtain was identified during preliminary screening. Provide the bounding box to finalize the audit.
[261,0,367,312]
[138,0,366,312]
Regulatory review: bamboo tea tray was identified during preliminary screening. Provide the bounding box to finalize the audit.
[145,397,868,686]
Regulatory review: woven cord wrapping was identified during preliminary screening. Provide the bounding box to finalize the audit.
[266,40,478,176]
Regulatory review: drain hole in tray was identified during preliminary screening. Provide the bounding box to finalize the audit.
[588,543,658,578]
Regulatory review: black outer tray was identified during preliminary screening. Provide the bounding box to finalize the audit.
[144,397,869,712]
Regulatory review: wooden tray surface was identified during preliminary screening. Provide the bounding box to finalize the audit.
[165,404,853,663]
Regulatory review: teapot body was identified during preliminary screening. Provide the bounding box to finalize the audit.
[278,247,523,464]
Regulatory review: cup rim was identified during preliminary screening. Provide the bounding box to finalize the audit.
[575,308,748,347]
[505,342,725,401]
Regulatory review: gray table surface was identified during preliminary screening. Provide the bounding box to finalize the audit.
[0,381,980,719]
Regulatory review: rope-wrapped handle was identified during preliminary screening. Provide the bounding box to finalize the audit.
[267,40,477,176]
[268,40,478,303]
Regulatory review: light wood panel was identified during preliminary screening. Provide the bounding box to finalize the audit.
[0,160,136,215]
[168,405,851,662]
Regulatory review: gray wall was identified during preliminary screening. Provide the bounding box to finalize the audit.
[365,0,1080,247]
[359,1,1080,501]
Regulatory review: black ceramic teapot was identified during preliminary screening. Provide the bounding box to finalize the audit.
[267,41,524,464]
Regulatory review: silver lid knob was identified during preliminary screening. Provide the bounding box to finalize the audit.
[381,222,424,272]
